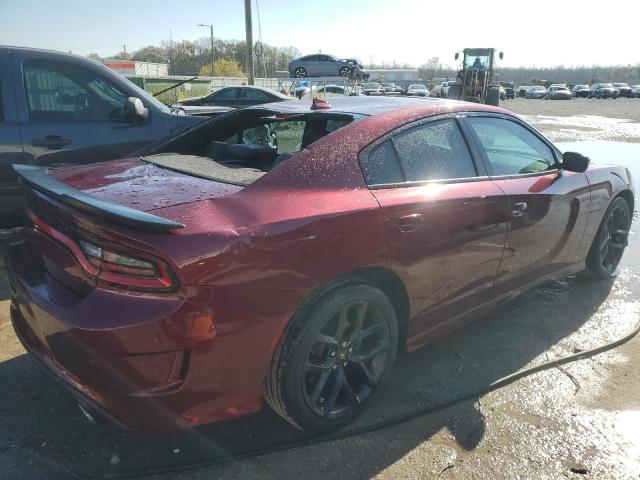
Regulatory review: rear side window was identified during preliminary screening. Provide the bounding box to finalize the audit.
[23,60,130,122]
[361,140,404,185]
[392,119,477,182]
[214,88,238,100]
[241,89,268,100]
[466,117,555,176]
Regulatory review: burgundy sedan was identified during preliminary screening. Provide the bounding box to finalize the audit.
[6,97,634,432]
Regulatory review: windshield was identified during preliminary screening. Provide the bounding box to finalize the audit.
[601,83,614,88]
[464,54,490,69]
[409,84,427,89]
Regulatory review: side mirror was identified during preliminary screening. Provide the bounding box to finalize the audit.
[562,151,590,173]
[499,52,504,60]
[124,97,149,123]
[455,52,459,61]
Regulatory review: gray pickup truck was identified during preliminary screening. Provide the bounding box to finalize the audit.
[0,46,207,226]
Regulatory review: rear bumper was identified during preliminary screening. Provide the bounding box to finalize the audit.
[6,230,301,430]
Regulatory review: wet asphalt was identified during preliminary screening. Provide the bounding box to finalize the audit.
[0,99,639,479]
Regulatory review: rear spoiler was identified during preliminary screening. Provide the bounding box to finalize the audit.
[13,164,185,231]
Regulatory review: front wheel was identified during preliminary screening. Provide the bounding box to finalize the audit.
[294,67,307,78]
[264,282,398,433]
[585,197,631,280]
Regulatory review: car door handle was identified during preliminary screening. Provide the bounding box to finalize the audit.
[511,202,528,218]
[31,135,72,150]
[397,213,423,233]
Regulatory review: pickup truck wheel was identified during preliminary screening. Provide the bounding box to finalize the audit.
[294,68,307,78]
[585,197,631,280]
[264,282,398,433]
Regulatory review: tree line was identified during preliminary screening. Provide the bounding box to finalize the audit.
[89,37,301,77]
[89,41,640,84]
[418,57,640,85]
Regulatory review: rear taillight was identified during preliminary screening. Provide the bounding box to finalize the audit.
[29,211,178,292]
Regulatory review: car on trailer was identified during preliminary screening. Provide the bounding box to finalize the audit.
[7,96,633,433]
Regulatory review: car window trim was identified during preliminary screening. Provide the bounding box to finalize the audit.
[358,113,487,189]
[458,112,562,178]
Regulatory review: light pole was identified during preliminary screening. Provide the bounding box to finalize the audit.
[197,24,214,76]
[244,0,254,85]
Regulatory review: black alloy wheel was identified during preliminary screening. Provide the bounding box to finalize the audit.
[294,67,307,78]
[264,282,398,433]
[586,197,631,279]
[302,299,390,419]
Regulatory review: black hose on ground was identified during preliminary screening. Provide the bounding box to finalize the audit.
[97,316,640,479]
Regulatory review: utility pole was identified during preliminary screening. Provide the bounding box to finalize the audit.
[244,0,254,85]
[122,44,127,59]
[197,24,215,76]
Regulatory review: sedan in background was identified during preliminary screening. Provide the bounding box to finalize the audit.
[406,84,429,97]
[363,82,383,95]
[572,84,590,98]
[381,83,400,94]
[7,96,633,434]
[589,83,618,99]
[288,54,369,79]
[176,86,290,108]
[547,85,573,100]
[525,86,547,99]
[517,85,531,97]
[612,83,632,98]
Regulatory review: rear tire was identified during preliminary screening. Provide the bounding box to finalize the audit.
[486,87,500,106]
[264,281,398,433]
[585,197,631,280]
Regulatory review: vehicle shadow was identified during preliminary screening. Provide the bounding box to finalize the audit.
[0,272,619,479]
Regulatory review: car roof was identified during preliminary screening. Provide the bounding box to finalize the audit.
[253,96,506,117]
[219,85,289,99]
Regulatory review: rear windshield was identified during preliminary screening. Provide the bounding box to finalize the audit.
[144,108,361,186]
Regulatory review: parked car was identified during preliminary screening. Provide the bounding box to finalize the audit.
[363,82,383,95]
[500,82,515,99]
[589,83,618,99]
[381,83,400,94]
[288,54,369,79]
[571,84,590,98]
[525,86,547,99]
[547,85,573,100]
[176,86,290,108]
[631,85,640,98]
[0,46,207,227]
[517,85,531,97]
[8,95,634,433]
[612,83,632,98]
[302,84,348,99]
[498,85,507,100]
[406,84,429,97]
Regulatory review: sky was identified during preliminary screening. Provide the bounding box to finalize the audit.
[1,0,637,68]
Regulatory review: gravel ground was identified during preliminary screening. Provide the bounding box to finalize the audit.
[506,97,640,143]
[0,99,639,480]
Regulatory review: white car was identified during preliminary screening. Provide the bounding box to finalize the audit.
[406,84,429,97]
[363,82,383,95]
[302,84,347,100]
